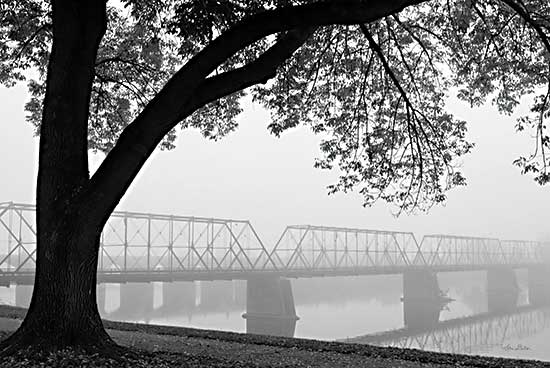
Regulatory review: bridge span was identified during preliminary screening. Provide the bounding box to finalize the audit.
[2,201,550,336]
[0,202,547,284]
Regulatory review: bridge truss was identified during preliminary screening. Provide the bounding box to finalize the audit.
[100,210,275,273]
[0,202,547,283]
[344,306,550,355]
[0,202,275,280]
[420,235,545,269]
[270,225,422,273]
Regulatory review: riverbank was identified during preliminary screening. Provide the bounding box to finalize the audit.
[0,305,548,367]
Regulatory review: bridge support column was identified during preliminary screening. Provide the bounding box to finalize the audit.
[162,282,195,311]
[118,282,154,317]
[487,267,518,312]
[403,270,440,301]
[402,271,442,328]
[528,265,550,306]
[242,277,299,337]
[96,283,106,315]
[15,284,33,308]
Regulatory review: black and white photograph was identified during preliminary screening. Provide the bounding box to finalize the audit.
[0,0,549,367]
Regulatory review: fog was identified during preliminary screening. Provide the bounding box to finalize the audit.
[1,83,549,245]
[2,82,550,360]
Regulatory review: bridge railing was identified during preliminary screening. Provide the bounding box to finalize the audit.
[269,225,423,271]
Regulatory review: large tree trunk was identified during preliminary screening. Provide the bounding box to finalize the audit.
[0,0,114,354]
[1,215,113,351]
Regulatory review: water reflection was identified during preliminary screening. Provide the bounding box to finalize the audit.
[102,276,404,322]
[402,298,446,329]
[243,314,298,337]
[2,272,548,360]
[344,304,550,356]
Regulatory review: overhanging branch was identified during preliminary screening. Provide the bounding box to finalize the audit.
[181,27,315,120]
[86,0,430,223]
[86,27,315,220]
[136,0,431,136]
[499,0,550,54]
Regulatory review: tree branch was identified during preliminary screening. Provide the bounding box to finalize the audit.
[500,0,550,54]
[139,0,430,135]
[86,0,429,224]
[86,27,314,221]
[180,27,315,120]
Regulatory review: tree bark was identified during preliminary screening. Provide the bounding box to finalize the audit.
[0,0,113,354]
[1,220,114,352]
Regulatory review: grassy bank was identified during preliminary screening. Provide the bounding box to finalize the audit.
[0,305,548,367]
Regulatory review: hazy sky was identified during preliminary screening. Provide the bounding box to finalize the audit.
[1,83,548,246]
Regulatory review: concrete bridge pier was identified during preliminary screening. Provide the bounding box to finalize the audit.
[528,265,550,306]
[242,277,299,337]
[118,282,154,317]
[162,281,195,312]
[402,270,440,301]
[402,270,442,328]
[487,267,518,312]
[15,284,33,308]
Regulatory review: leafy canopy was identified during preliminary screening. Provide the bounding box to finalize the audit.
[0,0,549,212]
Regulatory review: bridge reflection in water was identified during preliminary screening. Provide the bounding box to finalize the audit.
[13,274,544,355]
[343,304,550,355]
[89,278,550,356]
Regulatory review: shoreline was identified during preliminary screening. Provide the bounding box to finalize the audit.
[0,304,548,367]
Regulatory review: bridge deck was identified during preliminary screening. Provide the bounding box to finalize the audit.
[0,263,542,285]
[0,202,548,284]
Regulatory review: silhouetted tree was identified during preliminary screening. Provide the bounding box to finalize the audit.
[0,0,548,354]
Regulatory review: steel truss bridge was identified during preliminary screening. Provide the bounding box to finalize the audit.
[343,306,550,355]
[0,202,547,284]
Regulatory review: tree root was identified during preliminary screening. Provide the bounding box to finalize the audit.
[0,325,138,363]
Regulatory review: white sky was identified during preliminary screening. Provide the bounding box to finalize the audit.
[1,83,549,246]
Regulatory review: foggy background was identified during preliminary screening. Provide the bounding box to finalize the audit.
[1,83,548,247]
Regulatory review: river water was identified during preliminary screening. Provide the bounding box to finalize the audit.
[2,270,549,361]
